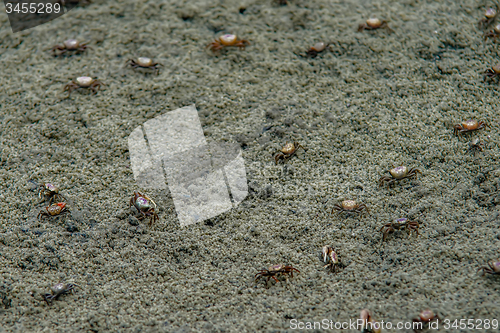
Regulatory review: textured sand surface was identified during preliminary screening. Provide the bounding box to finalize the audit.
[1,0,500,332]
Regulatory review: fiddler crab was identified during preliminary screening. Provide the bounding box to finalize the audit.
[479,5,499,29]
[412,309,439,332]
[484,63,500,82]
[43,282,80,306]
[63,77,103,96]
[38,202,69,219]
[332,200,369,216]
[380,218,420,241]
[127,57,163,74]
[255,264,300,285]
[29,180,65,204]
[360,309,382,333]
[469,138,485,155]
[306,42,330,58]
[207,34,250,53]
[129,191,159,226]
[52,39,90,56]
[322,246,342,273]
[484,23,500,40]
[478,260,500,276]
[358,18,393,33]
[378,165,421,187]
[274,142,307,164]
[453,119,489,136]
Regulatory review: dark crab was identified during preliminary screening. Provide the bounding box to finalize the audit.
[129,191,159,226]
[380,218,420,241]
[479,4,499,29]
[478,260,500,276]
[468,138,485,155]
[484,63,500,82]
[378,166,421,187]
[484,23,500,40]
[255,264,300,284]
[29,180,65,204]
[37,202,69,219]
[274,142,307,164]
[43,282,80,305]
[322,246,342,273]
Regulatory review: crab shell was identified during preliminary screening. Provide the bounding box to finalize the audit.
[219,34,238,46]
[341,200,358,210]
[136,57,154,67]
[461,119,480,130]
[135,196,152,212]
[51,283,68,295]
[366,18,382,28]
[389,166,409,179]
[489,261,500,273]
[310,42,327,52]
[76,76,94,87]
[47,202,66,215]
[44,183,58,193]
[64,39,80,49]
[486,7,497,19]
[281,142,295,154]
[419,309,436,322]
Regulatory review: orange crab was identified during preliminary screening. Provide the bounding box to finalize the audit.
[38,202,68,219]
[453,119,489,136]
[207,34,250,53]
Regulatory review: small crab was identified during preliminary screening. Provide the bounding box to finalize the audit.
[37,202,69,219]
[322,246,342,273]
[479,5,499,30]
[453,119,489,136]
[127,57,163,74]
[63,77,103,96]
[306,42,330,58]
[207,34,250,53]
[52,39,90,56]
[29,180,65,204]
[274,142,306,164]
[358,18,393,33]
[332,200,369,216]
[478,260,500,275]
[378,165,421,187]
[380,218,420,241]
[43,282,80,306]
[484,23,500,40]
[255,264,300,285]
[484,63,500,82]
[129,191,159,226]
[468,138,485,155]
[412,309,439,332]
[360,309,382,333]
